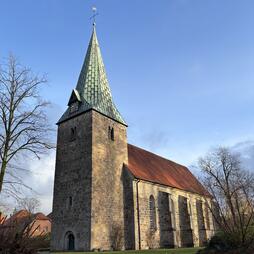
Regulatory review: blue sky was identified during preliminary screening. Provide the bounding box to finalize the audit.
[1,0,254,213]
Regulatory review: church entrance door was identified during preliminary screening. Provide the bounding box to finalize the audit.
[65,232,75,250]
[68,233,75,250]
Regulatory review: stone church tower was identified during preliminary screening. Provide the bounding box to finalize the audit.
[52,23,216,252]
[51,25,128,251]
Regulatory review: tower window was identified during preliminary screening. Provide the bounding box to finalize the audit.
[111,128,115,141]
[149,195,157,232]
[70,127,77,141]
[68,196,73,208]
[108,126,115,141]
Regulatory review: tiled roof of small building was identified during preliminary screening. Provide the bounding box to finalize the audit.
[4,210,50,226]
[4,210,29,225]
[34,212,51,221]
[58,25,126,125]
[127,144,211,197]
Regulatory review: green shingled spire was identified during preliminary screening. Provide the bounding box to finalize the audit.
[58,25,126,125]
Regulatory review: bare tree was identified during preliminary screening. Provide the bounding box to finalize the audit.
[16,197,41,214]
[199,147,254,249]
[0,55,54,195]
[0,198,12,215]
[0,214,50,253]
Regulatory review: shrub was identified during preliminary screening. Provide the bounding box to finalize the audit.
[0,216,50,254]
[198,230,254,254]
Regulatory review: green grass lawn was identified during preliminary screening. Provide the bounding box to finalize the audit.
[51,247,202,254]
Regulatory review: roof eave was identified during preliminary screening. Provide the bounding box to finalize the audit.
[57,107,128,127]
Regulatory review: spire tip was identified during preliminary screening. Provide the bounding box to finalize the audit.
[90,6,98,27]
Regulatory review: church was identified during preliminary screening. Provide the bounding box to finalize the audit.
[51,24,215,251]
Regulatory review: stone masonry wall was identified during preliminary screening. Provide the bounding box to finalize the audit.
[133,180,215,250]
[158,192,174,248]
[122,167,136,249]
[178,195,194,247]
[196,200,207,246]
[51,112,93,251]
[90,111,128,251]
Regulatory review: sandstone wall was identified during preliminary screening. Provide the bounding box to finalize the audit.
[122,167,136,249]
[90,111,128,251]
[51,112,92,251]
[51,110,128,251]
[132,180,215,249]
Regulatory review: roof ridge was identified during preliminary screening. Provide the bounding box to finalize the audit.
[127,143,188,169]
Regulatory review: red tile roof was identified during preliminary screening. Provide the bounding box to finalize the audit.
[127,144,210,197]
[34,212,50,221]
[4,210,30,226]
[4,210,50,226]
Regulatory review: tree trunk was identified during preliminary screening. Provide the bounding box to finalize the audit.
[0,161,7,193]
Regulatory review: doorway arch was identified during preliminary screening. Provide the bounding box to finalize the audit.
[65,231,75,250]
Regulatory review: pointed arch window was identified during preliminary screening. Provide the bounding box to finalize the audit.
[149,195,157,232]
